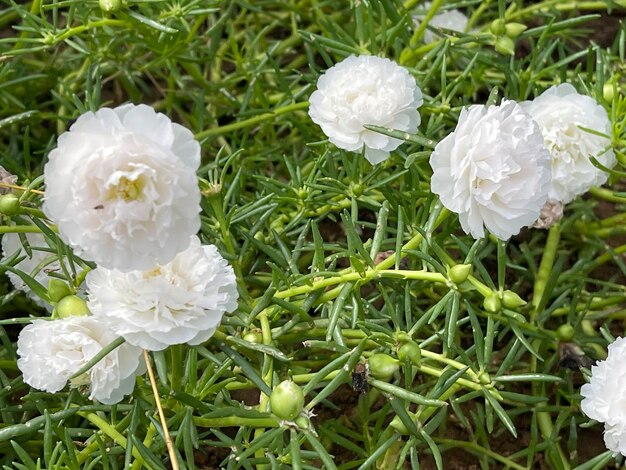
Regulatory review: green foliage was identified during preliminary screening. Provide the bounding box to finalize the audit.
[0,0,625,468]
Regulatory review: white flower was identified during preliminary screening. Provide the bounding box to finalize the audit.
[43,104,202,272]
[430,100,552,240]
[2,232,61,309]
[521,84,616,203]
[581,337,626,456]
[308,55,423,165]
[16,316,144,404]
[413,2,469,44]
[86,235,238,351]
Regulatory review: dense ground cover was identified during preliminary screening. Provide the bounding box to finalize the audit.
[1,0,626,468]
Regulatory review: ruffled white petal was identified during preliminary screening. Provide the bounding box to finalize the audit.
[16,316,143,404]
[308,55,423,164]
[521,84,615,203]
[429,100,552,240]
[581,337,626,457]
[87,235,239,351]
[43,104,201,272]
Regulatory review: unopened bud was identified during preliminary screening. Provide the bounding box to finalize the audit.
[390,412,417,435]
[368,353,399,382]
[501,290,527,309]
[397,341,421,366]
[556,324,575,342]
[490,19,506,36]
[505,23,527,38]
[495,36,515,56]
[48,279,71,303]
[483,294,501,313]
[0,194,20,216]
[270,380,305,421]
[99,0,122,13]
[55,295,89,319]
[448,264,472,284]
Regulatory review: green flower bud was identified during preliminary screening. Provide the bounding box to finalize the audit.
[603,82,615,102]
[0,194,20,216]
[495,36,515,56]
[505,22,527,38]
[368,353,399,381]
[490,19,506,36]
[295,415,310,430]
[501,290,526,309]
[243,331,262,344]
[556,324,575,342]
[390,414,413,435]
[581,320,596,337]
[48,279,71,303]
[478,370,491,385]
[99,0,122,13]
[448,264,472,284]
[395,332,412,343]
[55,295,90,319]
[397,341,421,366]
[270,380,305,421]
[483,294,501,313]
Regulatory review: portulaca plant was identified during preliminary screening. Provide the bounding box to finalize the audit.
[1,1,626,468]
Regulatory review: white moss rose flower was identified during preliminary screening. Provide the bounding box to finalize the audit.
[430,100,552,240]
[413,2,469,44]
[17,316,144,404]
[86,235,239,351]
[521,84,616,203]
[581,337,626,456]
[2,232,62,309]
[308,55,423,165]
[43,104,202,272]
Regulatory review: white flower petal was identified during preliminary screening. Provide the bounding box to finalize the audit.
[581,337,626,457]
[430,100,551,240]
[87,235,239,351]
[43,104,201,272]
[308,55,423,164]
[521,84,615,203]
[16,316,143,404]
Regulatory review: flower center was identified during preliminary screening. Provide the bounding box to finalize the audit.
[107,175,146,202]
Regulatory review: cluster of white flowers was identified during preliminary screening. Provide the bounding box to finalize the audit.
[308,55,423,165]
[11,104,239,404]
[581,337,626,456]
[429,85,615,240]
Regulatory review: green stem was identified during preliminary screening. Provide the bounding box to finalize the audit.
[196,101,309,139]
[530,223,569,470]
[76,411,146,466]
[433,438,526,470]
[193,416,280,428]
[589,186,626,203]
[274,269,446,300]
[0,225,45,234]
[505,0,625,21]
[532,224,561,317]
